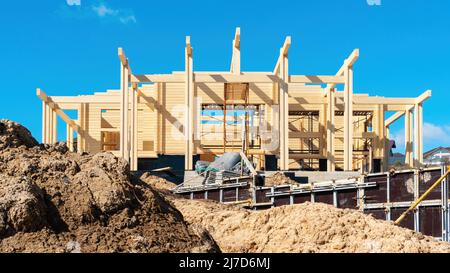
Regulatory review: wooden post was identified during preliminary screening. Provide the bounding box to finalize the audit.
[343,66,354,171]
[405,109,413,167]
[130,83,138,171]
[66,124,74,152]
[185,37,194,170]
[414,103,423,166]
[231,27,240,74]
[52,110,57,144]
[77,103,85,153]
[377,104,389,171]
[279,49,289,170]
[46,104,52,144]
[120,63,125,158]
[320,103,327,158]
[414,103,419,167]
[120,61,130,162]
[326,88,336,171]
[42,102,47,144]
[418,103,423,164]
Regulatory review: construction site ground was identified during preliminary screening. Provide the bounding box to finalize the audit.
[1,119,450,253]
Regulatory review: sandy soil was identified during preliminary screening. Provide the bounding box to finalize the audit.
[0,120,219,253]
[264,172,298,186]
[170,198,450,253]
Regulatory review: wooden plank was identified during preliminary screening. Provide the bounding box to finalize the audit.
[354,97,417,105]
[289,75,345,84]
[323,49,359,96]
[385,110,405,127]
[36,89,80,132]
[239,151,257,176]
[416,90,432,104]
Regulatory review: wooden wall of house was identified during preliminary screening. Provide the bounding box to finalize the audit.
[76,82,387,170]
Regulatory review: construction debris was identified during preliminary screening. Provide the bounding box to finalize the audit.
[0,120,219,253]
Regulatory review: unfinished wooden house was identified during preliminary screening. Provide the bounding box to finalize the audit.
[37,28,431,172]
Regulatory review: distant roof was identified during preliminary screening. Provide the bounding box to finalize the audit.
[424,147,450,159]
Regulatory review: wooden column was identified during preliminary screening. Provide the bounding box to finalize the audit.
[418,104,423,164]
[130,83,138,171]
[326,88,336,171]
[46,104,52,144]
[52,109,57,144]
[231,27,240,74]
[77,103,85,153]
[319,103,327,158]
[120,62,130,162]
[343,66,354,171]
[42,102,47,144]
[376,104,389,171]
[66,124,74,152]
[404,109,413,167]
[383,108,389,171]
[414,103,423,166]
[279,48,289,171]
[184,37,194,170]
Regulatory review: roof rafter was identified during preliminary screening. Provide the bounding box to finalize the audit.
[273,36,291,75]
[36,88,81,132]
[118,47,132,75]
[324,49,359,96]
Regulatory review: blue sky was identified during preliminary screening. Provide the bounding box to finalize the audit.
[0,0,449,153]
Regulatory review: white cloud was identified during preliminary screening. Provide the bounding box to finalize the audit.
[91,3,136,24]
[120,15,137,24]
[367,0,381,5]
[391,129,405,150]
[66,0,81,6]
[423,123,450,143]
[92,4,118,17]
[390,123,450,153]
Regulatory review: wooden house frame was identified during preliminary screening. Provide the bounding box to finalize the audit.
[37,28,431,172]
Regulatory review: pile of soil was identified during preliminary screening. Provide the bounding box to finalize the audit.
[0,120,219,253]
[0,119,38,149]
[171,198,450,253]
[264,172,297,186]
[139,172,177,193]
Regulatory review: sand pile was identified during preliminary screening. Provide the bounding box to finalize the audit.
[0,120,219,253]
[264,172,297,186]
[169,197,450,253]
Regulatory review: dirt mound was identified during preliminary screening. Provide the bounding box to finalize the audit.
[0,120,38,150]
[0,175,47,236]
[171,198,450,253]
[264,172,297,186]
[0,121,219,253]
[139,172,177,192]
